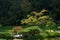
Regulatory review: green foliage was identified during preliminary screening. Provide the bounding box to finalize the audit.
[0,0,60,25]
[21,9,53,26]
[20,26,40,33]
[0,26,60,39]
[0,32,13,39]
[17,26,60,40]
[19,26,43,40]
[57,26,60,30]
[0,26,13,32]
[23,29,40,40]
[46,21,56,29]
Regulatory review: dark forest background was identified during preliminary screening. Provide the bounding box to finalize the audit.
[0,0,60,26]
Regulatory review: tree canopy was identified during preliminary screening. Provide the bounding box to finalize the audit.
[0,0,60,25]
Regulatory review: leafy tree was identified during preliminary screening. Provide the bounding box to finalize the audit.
[21,9,53,26]
[8,0,60,25]
[0,0,60,25]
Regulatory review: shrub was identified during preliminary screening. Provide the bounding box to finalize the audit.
[46,21,56,29]
[57,26,60,30]
[20,28,41,40]
[21,9,54,26]
[0,32,13,39]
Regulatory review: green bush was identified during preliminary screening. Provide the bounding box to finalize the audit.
[0,26,60,39]
[21,9,53,26]
[46,21,56,30]
[21,29,42,40]
[0,32,13,39]
[17,26,44,40]
[57,26,60,30]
